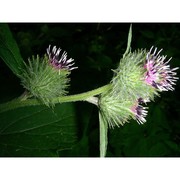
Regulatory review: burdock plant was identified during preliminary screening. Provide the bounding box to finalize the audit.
[0,25,178,157]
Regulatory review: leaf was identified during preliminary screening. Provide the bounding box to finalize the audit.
[0,103,78,157]
[123,24,132,58]
[57,103,95,157]
[99,112,108,157]
[0,24,24,76]
[58,135,89,157]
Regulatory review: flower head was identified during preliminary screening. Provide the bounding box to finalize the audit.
[99,90,148,128]
[47,45,78,71]
[144,46,179,91]
[20,45,78,106]
[111,49,156,101]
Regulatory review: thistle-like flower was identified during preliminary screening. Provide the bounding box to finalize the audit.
[144,46,179,91]
[20,45,78,106]
[111,49,156,102]
[47,45,78,71]
[99,90,148,128]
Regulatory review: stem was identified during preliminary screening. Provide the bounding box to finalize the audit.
[99,112,108,157]
[56,84,111,103]
[0,84,111,113]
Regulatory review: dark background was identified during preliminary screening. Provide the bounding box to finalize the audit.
[0,23,179,157]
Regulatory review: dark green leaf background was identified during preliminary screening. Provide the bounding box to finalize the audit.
[0,23,179,157]
[0,103,78,157]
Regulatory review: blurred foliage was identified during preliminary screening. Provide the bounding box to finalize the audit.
[0,23,179,157]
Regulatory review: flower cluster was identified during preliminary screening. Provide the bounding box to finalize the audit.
[99,47,178,128]
[20,45,77,106]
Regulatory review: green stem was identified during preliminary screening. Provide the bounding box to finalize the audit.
[57,84,111,103]
[99,112,108,157]
[0,84,111,113]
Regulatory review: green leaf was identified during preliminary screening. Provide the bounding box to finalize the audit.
[0,24,24,76]
[123,24,132,58]
[0,103,78,157]
[99,112,108,157]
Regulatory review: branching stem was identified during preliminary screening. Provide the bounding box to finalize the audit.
[0,84,111,113]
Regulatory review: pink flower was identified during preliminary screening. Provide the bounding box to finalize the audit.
[144,46,178,91]
[131,98,148,124]
[47,45,78,71]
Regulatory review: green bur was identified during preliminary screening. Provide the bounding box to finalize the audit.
[20,55,70,106]
[112,50,158,102]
